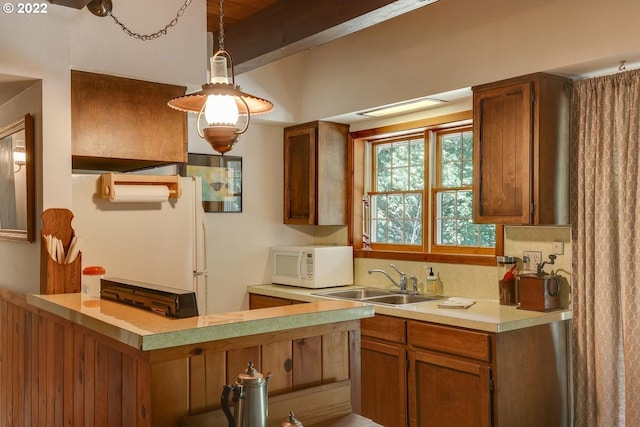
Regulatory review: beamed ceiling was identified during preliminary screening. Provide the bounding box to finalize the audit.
[48,0,438,73]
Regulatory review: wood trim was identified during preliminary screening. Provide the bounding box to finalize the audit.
[350,111,473,140]
[354,248,497,266]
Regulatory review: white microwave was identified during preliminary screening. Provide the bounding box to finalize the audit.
[271,245,354,288]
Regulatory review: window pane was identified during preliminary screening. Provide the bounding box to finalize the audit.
[442,162,462,187]
[409,165,424,190]
[392,144,409,167]
[457,219,479,246]
[410,140,424,165]
[480,224,496,247]
[457,190,473,217]
[439,191,456,218]
[387,194,404,218]
[392,167,409,191]
[406,193,422,219]
[462,131,473,160]
[441,133,461,162]
[439,219,457,245]
[377,168,391,191]
[435,189,484,247]
[462,160,473,186]
[377,145,392,169]
[405,220,422,245]
[374,219,387,241]
[369,192,422,246]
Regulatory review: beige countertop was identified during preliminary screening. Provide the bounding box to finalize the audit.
[248,284,573,333]
[27,293,374,351]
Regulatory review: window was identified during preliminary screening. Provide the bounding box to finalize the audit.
[355,112,501,264]
[431,128,495,254]
[368,136,425,250]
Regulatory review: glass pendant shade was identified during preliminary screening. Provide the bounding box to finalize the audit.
[204,94,239,125]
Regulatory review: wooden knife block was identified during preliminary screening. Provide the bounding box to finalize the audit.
[40,208,82,294]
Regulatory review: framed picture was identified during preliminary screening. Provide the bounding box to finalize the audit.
[179,153,242,212]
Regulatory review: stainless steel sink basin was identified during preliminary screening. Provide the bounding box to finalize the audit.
[364,294,443,305]
[313,288,394,300]
[313,288,443,305]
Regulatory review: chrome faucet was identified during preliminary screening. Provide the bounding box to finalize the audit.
[368,264,410,294]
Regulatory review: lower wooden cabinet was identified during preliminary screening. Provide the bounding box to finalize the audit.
[360,314,570,427]
[408,350,491,427]
[361,337,407,427]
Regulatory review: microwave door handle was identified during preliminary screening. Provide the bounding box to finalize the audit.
[298,252,305,281]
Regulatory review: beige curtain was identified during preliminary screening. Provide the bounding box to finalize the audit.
[572,69,640,426]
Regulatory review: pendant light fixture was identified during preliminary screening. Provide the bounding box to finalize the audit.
[167,0,274,154]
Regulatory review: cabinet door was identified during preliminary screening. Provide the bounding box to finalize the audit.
[283,126,316,224]
[473,81,532,224]
[408,350,491,427]
[361,338,408,427]
[71,70,187,171]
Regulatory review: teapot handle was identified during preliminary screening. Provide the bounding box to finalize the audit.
[221,384,237,427]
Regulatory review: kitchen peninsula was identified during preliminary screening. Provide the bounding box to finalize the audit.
[0,288,374,427]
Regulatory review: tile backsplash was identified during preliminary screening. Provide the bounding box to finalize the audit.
[352,225,572,304]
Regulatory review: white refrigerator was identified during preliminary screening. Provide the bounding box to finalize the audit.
[71,174,209,315]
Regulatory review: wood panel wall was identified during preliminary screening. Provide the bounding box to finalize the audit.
[0,289,359,427]
[0,289,151,427]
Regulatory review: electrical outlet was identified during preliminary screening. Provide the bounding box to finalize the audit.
[523,251,542,272]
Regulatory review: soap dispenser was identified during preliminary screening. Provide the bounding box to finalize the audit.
[425,267,441,296]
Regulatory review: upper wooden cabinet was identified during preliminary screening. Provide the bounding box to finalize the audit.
[472,73,571,225]
[283,121,349,225]
[71,70,187,171]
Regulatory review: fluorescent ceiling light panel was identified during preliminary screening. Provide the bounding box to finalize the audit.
[358,97,446,117]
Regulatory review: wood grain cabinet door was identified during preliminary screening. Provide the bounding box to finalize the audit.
[284,126,316,225]
[71,70,187,171]
[408,350,492,427]
[360,338,408,427]
[473,81,533,224]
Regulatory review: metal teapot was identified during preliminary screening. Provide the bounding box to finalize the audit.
[221,361,272,427]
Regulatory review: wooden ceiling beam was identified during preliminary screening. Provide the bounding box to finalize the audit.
[48,0,92,9]
[218,0,437,74]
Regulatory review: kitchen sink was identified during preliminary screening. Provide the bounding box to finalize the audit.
[364,294,443,305]
[313,288,443,306]
[314,288,394,300]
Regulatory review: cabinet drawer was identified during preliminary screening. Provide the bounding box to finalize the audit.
[408,321,491,362]
[361,314,406,344]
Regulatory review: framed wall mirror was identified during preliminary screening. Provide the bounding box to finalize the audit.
[0,114,34,242]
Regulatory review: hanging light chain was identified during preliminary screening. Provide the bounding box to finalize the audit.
[109,0,192,41]
[218,0,225,50]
